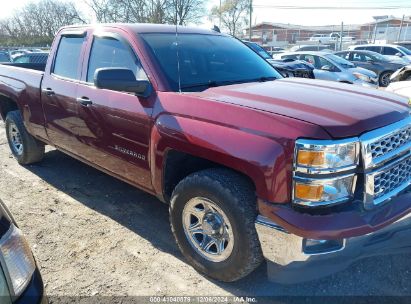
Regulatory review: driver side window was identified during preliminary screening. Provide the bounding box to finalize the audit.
[87,36,147,83]
[352,52,365,62]
[317,56,335,70]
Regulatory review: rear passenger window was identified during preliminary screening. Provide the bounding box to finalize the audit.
[383,47,399,55]
[87,36,147,83]
[53,36,85,79]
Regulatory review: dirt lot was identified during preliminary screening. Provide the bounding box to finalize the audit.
[0,121,410,300]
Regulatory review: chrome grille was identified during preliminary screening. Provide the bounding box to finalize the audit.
[370,125,411,159]
[373,156,411,200]
[361,117,411,209]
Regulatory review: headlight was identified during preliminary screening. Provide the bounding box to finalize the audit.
[353,72,371,82]
[0,224,36,297]
[295,138,359,173]
[293,138,359,207]
[293,175,356,207]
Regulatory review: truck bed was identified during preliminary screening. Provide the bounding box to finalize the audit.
[0,64,46,139]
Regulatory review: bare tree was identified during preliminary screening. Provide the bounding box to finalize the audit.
[168,0,206,25]
[0,0,86,46]
[210,0,249,36]
[86,0,132,23]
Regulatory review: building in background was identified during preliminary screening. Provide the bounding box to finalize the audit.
[245,16,411,49]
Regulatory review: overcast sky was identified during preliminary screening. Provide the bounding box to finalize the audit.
[2,0,411,26]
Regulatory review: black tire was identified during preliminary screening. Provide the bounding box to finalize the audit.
[170,168,263,282]
[379,71,393,87]
[5,110,45,165]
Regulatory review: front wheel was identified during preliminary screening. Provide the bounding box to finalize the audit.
[170,168,264,282]
[379,71,393,87]
[5,111,45,165]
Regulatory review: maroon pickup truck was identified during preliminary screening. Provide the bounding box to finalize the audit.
[0,24,410,283]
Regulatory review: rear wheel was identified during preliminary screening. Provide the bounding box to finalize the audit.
[379,71,393,87]
[5,111,44,165]
[170,168,263,282]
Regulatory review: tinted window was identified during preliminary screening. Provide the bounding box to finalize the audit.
[141,33,281,92]
[53,36,84,79]
[317,56,335,70]
[383,47,399,55]
[336,52,349,60]
[352,52,365,62]
[365,46,381,53]
[14,55,30,63]
[87,36,147,83]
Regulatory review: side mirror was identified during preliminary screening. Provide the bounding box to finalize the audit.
[94,68,151,97]
[395,52,404,57]
[321,65,332,71]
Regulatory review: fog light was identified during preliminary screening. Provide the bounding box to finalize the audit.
[303,239,345,255]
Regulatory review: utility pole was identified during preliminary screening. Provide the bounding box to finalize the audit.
[373,23,378,43]
[339,22,344,51]
[397,14,405,42]
[249,0,253,41]
[219,0,222,28]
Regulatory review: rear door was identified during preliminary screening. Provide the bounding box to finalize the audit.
[41,31,87,152]
[75,30,154,191]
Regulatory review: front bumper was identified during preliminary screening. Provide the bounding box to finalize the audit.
[255,211,411,283]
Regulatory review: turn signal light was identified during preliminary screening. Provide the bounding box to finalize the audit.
[295,183,324,201]
[297,150,325,167]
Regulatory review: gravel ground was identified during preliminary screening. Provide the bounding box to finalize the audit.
[0,121,410,300]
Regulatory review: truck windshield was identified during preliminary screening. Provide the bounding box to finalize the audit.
[140,33,281,92]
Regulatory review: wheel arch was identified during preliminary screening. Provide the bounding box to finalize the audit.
[0,94,19,121]
[150,114,292,204]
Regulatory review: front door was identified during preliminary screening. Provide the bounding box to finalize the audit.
[75,32,153,191]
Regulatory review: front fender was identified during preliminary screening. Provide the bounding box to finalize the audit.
[150,114,294,203]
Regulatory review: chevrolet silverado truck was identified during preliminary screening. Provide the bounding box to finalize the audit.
[0,24,410,283]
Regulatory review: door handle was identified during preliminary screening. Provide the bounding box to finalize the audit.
[42,88,55,96]
[76,97,93,106]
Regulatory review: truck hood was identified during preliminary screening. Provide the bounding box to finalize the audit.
[195,78,409,138]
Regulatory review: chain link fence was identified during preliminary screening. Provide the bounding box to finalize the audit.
[243,21,411,52]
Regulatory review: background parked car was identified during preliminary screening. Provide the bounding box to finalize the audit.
[309,32,355,44]
[267,47,285,56]
[1,52,49,72]
[393,41,411,51]
[290,44,332,52]
[334,50,406,87]
[276,51,378,87]
[12,52,48,64]
[348,44,411,64]
[244,41,315,78]
[390,65,411,82]
[0,199,46,304]
[8,50,30,61]
[0,51,10,63]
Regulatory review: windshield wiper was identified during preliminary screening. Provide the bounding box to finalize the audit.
[181,81,219,90]
[220,76,277,85]
[181,77,277,91]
